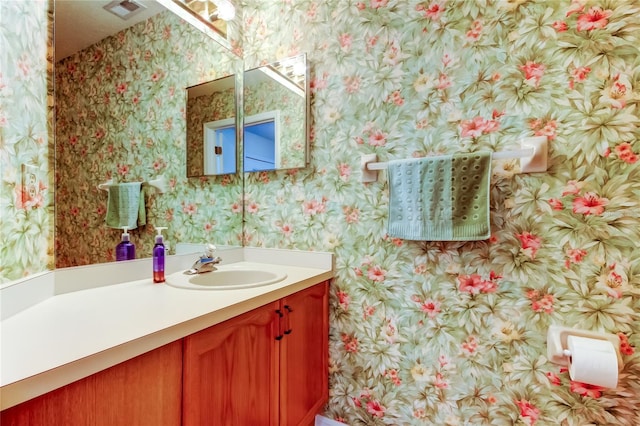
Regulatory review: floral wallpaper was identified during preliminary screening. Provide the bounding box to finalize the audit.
[4,0,640,424]
[0,0,53,284]
[241,0,640,425]
[55,10,243,267]
[186,85,236,176]
[244,77,307,169]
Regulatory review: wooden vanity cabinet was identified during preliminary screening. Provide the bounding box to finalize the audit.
[182,300,281,425]
[0,340,183,426]
[279,281,329,426]
[1,281,329,426]
[182,281,329,426]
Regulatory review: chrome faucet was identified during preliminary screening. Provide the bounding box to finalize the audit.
[186,244,222,274]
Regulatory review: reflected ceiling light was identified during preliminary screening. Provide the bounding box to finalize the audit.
[292,61,306,76]
[212,0,235,21]
[258,67,305,98]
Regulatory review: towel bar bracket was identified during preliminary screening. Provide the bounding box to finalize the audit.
[519,136,548,173]
[361,154,378,183]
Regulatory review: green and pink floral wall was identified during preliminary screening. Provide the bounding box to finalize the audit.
[3,0,640,424]
[0,0,53,282]
[242,0,640,424]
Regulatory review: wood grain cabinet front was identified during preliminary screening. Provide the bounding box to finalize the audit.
[182,299,281,425]
[0,341,183,426]
[182,281,329,426]
[279,281,329,426]
[1,281,329,426]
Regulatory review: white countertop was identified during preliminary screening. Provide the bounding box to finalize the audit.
[0,248,333,410]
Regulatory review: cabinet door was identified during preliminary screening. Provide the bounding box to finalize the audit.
[280,282,329,426]
[93,340,182,426]
[0,341,182,426]
[183,301,281,426]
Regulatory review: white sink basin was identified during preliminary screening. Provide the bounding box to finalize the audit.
[166,266,287,290]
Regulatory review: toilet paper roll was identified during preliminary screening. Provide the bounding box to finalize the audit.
[567,335,618,389]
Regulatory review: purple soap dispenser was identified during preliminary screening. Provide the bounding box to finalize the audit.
[115,227,136,261]
[153,226,167,283]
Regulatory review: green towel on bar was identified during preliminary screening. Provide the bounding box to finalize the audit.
[387,152,492,241]
[106,182,146,230]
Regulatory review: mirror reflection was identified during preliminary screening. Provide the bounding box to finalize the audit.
[244,113,279,171]
[185,53,309,175]
[186,75,237,177]
[54,0,243,268]
[243,53,308,172]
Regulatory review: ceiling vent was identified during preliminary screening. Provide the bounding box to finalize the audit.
[103,0,147,20]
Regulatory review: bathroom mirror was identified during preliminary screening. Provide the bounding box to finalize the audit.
[53,0,244,268]
[185,53,310,175]
[185,74,238,177]
[243,53,309,172]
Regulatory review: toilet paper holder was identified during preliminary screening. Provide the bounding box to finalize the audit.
[547,325,623,371]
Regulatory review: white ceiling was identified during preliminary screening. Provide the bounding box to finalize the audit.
[54,0,167,62]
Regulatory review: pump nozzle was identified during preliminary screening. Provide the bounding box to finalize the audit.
[120,226,130,242]
[154,226,167,243]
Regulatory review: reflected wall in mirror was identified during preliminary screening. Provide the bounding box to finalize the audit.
[54,0,243,268]
[243,53,308,172]
[186,75,237,177]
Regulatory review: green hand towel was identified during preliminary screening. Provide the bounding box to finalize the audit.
[106,182,146,230]
[387,152,492,241]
